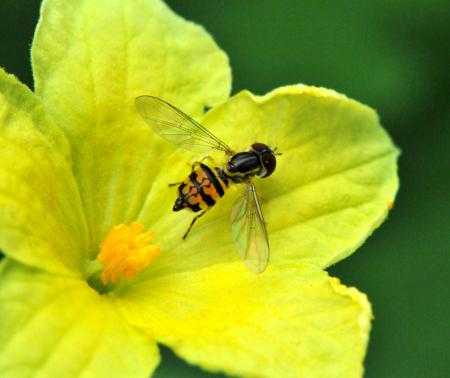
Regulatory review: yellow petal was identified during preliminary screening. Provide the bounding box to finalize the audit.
[31,0,231,256]
[115,262,372,378]
[0,68,88,275]
[141,85,399,277]
[0,260,159,378]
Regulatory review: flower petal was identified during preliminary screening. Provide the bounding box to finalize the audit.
[31,0,231,255]
[146,85,399,276]
[115,263,372,378]
[0,260,159,378]
[0,69,88,275]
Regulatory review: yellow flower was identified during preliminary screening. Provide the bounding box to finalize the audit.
[0,1,398,377]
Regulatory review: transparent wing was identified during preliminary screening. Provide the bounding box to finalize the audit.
[230,182,270,273]
[135,95,233,154]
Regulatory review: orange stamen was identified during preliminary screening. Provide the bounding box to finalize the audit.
[97,221,160,284]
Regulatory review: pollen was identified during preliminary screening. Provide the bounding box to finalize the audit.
[97,221,160,285]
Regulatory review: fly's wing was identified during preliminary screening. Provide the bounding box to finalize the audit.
[230,182,270,273]
[135,96,233,154]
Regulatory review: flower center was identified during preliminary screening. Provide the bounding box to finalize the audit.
[96,221,160,285]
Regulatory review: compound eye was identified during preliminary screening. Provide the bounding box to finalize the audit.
[251,142,270,153]
[260,152,276,178]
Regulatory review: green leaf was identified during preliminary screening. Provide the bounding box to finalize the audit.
[31,0,231,255]
[115,262,372,378]
[0,260,159,378]
[0,68,88,275]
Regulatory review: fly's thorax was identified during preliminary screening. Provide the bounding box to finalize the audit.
[223,151,261,182]
[224,143,277,181]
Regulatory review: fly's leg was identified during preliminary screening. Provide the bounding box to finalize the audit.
[190,156,215,172]
[200,155,215,165]
[171,158,207,187]
[190,161,202,171]
[171,157,213,188]
[182,211,206,240]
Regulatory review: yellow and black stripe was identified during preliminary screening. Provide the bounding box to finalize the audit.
[174,163,229,213]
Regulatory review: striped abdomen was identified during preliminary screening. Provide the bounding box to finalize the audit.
[173,163,229,212]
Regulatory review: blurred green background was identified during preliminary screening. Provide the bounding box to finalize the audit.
[0,1,448,377]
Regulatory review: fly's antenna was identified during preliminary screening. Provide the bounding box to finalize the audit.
[272,146,283,156]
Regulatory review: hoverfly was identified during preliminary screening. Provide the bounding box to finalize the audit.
[135,96,279,273]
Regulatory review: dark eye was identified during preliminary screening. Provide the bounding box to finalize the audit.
[251,142,270,153]
[260,152,276,178]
